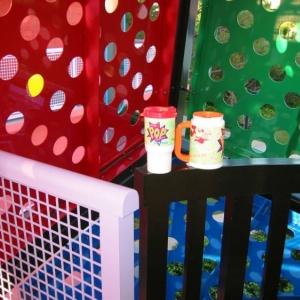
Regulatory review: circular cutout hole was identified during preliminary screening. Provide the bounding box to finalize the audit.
[212,211,224,223]
[274,130,290,145]
[31,125,48,146]
[238,115,252,130]
[27,74,44,97]
[132,72,142,89]
[70,104,84,124]
[253,38,270,55]
[278,278,294,294]
[6,112,24,134]
[121,12,133,32]
[251,139,267,153]
[285,92,300,108]
[167,262,184,276]
[67,2,83,26]
[250,229,267,242]
[291,249,300,262]
[224,128,231,139]
[295,52,300,67]
[130,110,140,125]
[72,146,85,164]
[117,99,128,116]
[269,65,286,82]
[262,0,281,11]
[68,56,84,78]
[20,15,40,41]
[214,26,230,43]
[146,46,156,63]
[136,4,147,19]
[104,42,117,62]
[46,37,64,61]
[245,78,261,94]
[286,228,294,239]
[279,21,297,40]
[135,31,145,49]
[103,127,114,144]
[105,0,118,13]
[150,2,160,21]
[144,85,153,100]
[117,136,127,151]
[0,54,18,80]
[230,52,246,69]
[103,64,115,77]
[50,90,66,111]
[53,136,68,156]
[0,0,12,17]
[119,58,130,76]
[104,87,116,105]
[223,91,237,106]
[260,104,275,120]
[202,258,217,274]
[237,10,254,29]
[203,101,217,111]
[243,281,261,297]
[208,66,223,82]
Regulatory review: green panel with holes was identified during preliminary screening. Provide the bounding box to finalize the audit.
[189,0,300,158]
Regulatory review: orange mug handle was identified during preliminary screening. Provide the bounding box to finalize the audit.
[175,121,191,163]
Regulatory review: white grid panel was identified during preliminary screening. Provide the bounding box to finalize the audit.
[0,151,138,300]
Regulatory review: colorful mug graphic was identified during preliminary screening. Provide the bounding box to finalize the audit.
[175,111,225,169]
[143,106,177,174]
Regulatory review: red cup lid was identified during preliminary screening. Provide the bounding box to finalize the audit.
[142,106,177,118]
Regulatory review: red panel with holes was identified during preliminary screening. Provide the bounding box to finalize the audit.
[0,0,179,179]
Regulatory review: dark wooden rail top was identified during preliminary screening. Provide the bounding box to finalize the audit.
[134,158,300,300]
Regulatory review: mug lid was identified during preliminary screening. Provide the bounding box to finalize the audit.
[142,106,177,118]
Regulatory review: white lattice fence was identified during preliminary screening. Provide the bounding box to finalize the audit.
[0,150,138,300]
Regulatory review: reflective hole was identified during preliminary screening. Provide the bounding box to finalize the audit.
[285,92,300,109]
[212,211,224,223]
[103,127,114,144]
[104,87,116,105]
[260,104,275,119]
[119,58,130,76]
[295,52,300,67]
[70,104,84,124]
[144,85,153,100]
[132,72,142,89]
[121,12,133,32]
[104,42,117,62]
[46,37,64,61]
[146,46,156,63]
[279,21,297,40]
[250,229,267,242]
[223,90,238,106]
[67,2,83,25]
[0,54,18,80]
[20,15,40,41]
[269,65,286,82]
[50,90,66,111]
[117,99,128,116]
[251,139,267,154]
[53,136,68,156]
[31,125,48,146]
[224,128,231,139]
[68,56,84,78]
[6,111,24,134]
[203,101,217,111]
[274,130,290,145]
[237,10,254,29]
[230,52,246,69]
[105,0,118,13]
[130,110,140,125]
[0,0,12,17]
[117,136,127,151]
[27,74,44,97]
[208,66,223,82]
[253,38,270,55]
[214,26,230,43]
[245,78,261,94]
[150,2,160,21]
[135,31,145,49]
[72,146,85,164]
[238,115,252,130]
[262,0,281,11]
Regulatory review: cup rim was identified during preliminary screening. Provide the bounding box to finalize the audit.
[193,111,223,118]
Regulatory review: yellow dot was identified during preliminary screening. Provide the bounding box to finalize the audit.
[27,74,44,97]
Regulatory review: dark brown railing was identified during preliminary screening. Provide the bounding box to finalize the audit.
[134,158,300,300]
